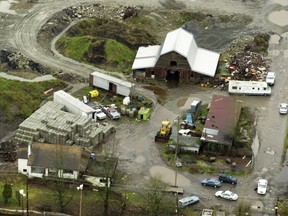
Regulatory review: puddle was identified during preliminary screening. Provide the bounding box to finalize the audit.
[268,10,288,27]
[0,0,17,15]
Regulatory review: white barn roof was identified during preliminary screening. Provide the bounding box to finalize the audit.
[132,28,220,77]
[132,45,161,69]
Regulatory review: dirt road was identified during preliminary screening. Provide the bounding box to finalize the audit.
[1,0,288,214]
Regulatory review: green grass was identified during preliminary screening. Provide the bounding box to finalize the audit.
[105,39,136,72]
[0,78,67,119]
[57,36,93,62]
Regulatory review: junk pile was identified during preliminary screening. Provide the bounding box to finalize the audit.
[226,50,270,82]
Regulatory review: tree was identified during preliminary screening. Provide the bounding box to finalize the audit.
[99,133,119,216]
[2,183,12,204]
[142,174,169,216]
[51,145,74,213]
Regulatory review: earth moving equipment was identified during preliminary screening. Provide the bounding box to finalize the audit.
[155,120,172,141]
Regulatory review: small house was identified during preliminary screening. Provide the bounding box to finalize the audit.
[18,143,90,179]
[89,71,136,97]
[201,95,242,151]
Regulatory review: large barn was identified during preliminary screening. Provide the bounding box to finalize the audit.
[132,27,220,83]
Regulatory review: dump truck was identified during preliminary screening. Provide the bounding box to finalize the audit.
[155,120,172,141]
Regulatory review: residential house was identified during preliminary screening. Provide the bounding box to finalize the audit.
[132,27,220,82]
[201,95,242,153]
[18,143,90,179]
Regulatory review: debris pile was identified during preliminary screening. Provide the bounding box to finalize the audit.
[226,50,270,82]
[0,49,49,74]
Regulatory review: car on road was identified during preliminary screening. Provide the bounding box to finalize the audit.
[95,108,107,120]
[178,196,200,207]
[219,173,237,184]
[215,190,238,201]
[201,178,221,188]
[266,72,276,86]
[257,179,267,195]
[279,103,288,115]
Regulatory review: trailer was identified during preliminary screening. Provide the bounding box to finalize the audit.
[228,80,271,96]
[53,90,96,119]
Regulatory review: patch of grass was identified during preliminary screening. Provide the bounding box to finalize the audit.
[105,39,136,72]
[0,78,67,119]
[57,36,93,62]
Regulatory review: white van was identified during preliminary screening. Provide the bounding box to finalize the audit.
[228,80,271,96]
[178,196,199,207]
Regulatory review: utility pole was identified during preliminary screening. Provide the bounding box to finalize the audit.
[77,184,83,216]
[26,174,29,216]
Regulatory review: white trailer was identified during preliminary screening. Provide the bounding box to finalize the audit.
[89,71,135,97]
[228,80,271,96]
[53,90,96,119]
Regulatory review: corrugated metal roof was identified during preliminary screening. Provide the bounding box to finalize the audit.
[161,28,197,57]
[192,48,220,77]
[132,45,161,69]
[201,95,238,146]
[132,28,219,77]
[91,71,134,88]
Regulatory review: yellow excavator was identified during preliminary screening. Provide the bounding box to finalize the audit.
[155,120,172,142]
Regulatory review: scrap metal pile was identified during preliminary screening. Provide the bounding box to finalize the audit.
[227,50,270,82]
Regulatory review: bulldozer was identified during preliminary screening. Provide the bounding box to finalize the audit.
[155,120,172,142]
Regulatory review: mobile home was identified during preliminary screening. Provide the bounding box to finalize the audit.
[228,80,271,96]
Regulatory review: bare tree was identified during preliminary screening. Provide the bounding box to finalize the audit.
[99,133,119,216]
[142,174,169,216]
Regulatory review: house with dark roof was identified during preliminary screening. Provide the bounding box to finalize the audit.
[132,27,220,82]
[17,142,118,187]
[200,95,242,152]
[18,143,90,179]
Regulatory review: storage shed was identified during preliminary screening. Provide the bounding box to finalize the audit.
[137,107,151,120]
[89,71,136,97]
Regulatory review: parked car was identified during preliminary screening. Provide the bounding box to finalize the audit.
[102,106,121,120]
[95,108,107,120]
[266,72,276,86]
[219,173,237,184]
[178,196,200,207]
[178,129,192,136]
[215,190,238,201]
[257,179,267,195]
[279,103,288,115]
[201,178,221,188]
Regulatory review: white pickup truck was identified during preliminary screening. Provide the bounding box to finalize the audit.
[95,108,107,120]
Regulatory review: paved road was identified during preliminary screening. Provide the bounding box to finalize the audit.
[6,0,288,215]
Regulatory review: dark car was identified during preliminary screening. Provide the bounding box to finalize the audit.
[219,173,237,184]
[201,178,221,188]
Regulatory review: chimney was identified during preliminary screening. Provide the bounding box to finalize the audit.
[28,142,32,157]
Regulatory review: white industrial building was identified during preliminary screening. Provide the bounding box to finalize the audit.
[89,71,136,97]
[54,90,96,119]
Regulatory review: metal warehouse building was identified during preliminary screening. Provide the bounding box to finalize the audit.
[89,71,136,97]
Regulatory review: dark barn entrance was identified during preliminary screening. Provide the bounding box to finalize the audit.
[166,69,180,88]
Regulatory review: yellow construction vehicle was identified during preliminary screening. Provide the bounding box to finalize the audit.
[155,120,172,141]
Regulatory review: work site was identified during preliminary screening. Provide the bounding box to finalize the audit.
[0,0,288,215]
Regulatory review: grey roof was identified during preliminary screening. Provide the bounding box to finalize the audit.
[27,143,90,172]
